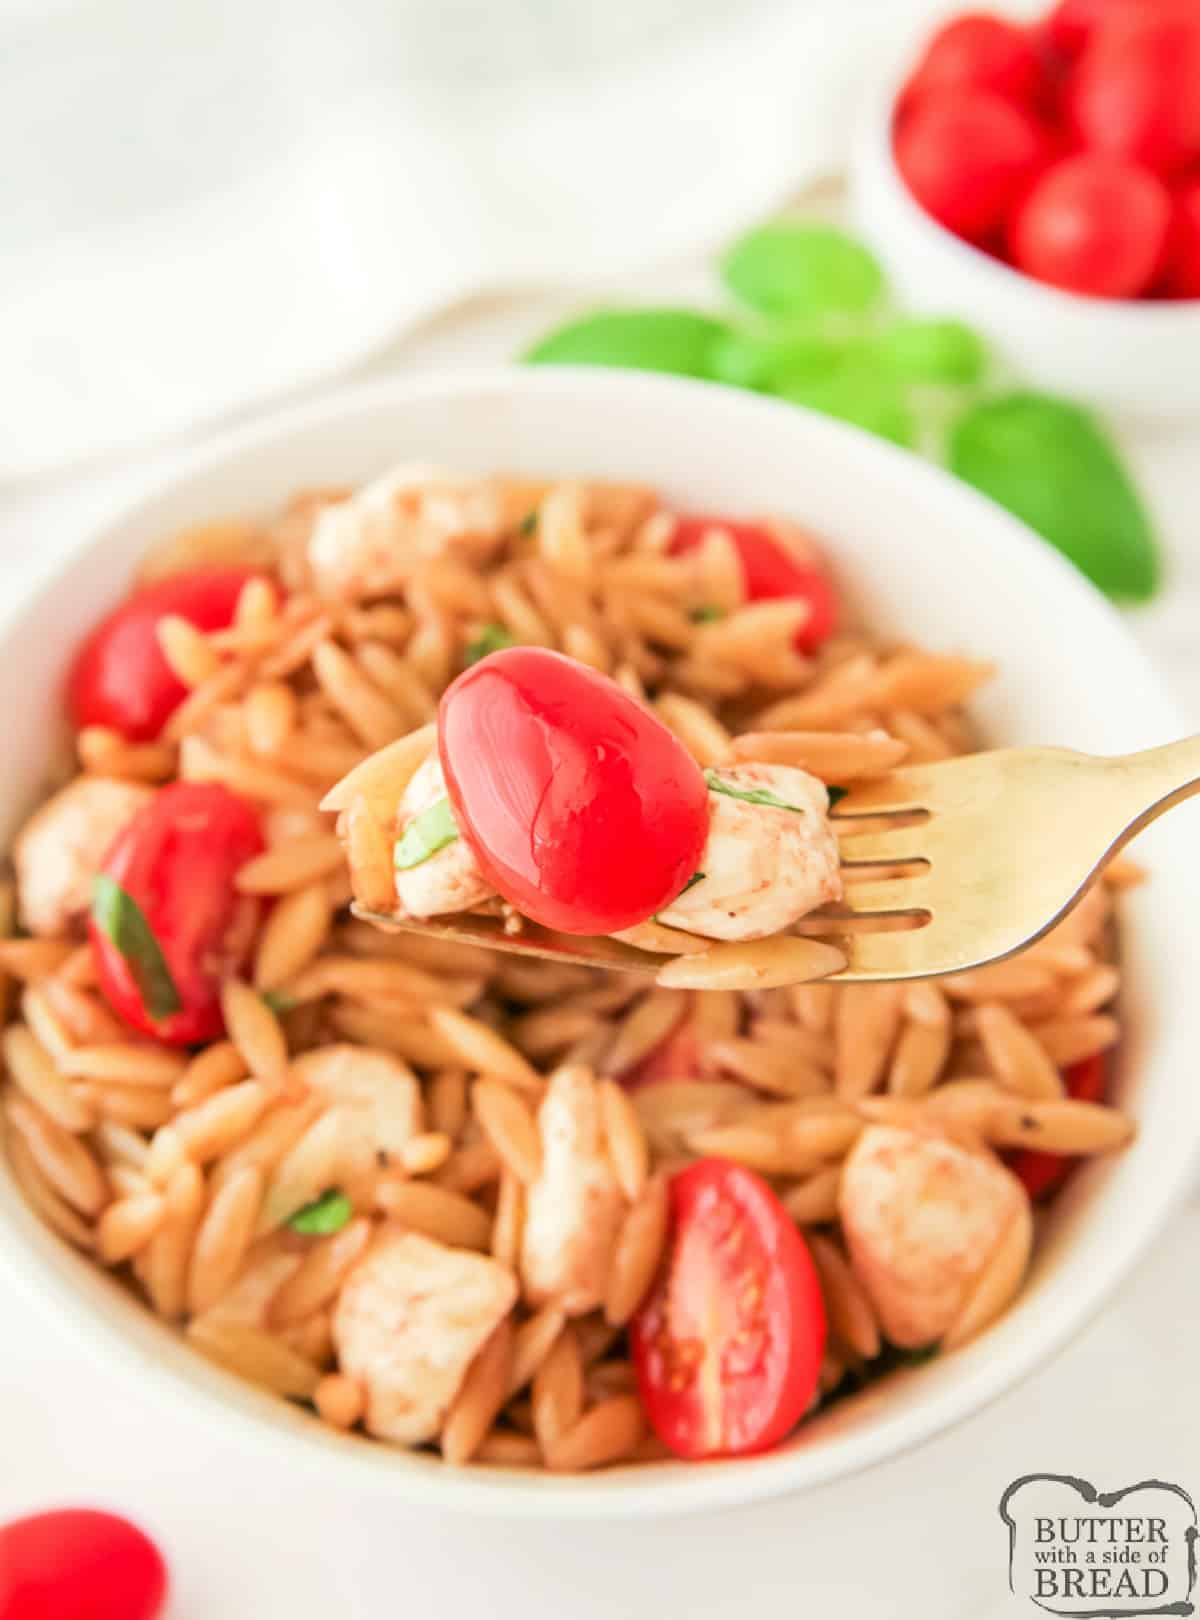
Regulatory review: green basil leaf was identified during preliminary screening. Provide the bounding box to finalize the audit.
[721,223,885,318]
[709,326,850,392]
[779,371,917,449]
[395,798,460,870]
[90,875,181,1022]
[517,510,538,536]
[870,318,988,385]
[261,990,296,1015]
[524,309,731,379]
[948,392,1161,602]
[690,604,723,623]
[288,1189,352,1235]
[705,770,806,813]
[826,785,848,809]
[464,624,515,666]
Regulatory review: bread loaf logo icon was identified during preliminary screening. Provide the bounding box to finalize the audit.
[1000,1475,1197,1616]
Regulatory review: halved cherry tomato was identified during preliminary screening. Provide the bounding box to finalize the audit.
[1009,1054,1108,1201]
[630,1159,826,1459]
[894,88,1048,241]
[669,516,839,653]
[905,13,1043,109]
[1160,177,1200,297]
[0,1508,167,1620]
[68,567,269,742]
[89,783,263,1045]
[438,648,709,936]
[1067,7,1200,176]
[1008,152,1170,297]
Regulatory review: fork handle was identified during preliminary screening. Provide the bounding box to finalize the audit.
[1117,735,1200,834]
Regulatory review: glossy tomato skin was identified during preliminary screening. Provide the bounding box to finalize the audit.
[0,1509,167,1620]
[439,648,709,935]
[68,567,268,742]
[1008,153,1171,296]
[1010,1054,1107,1200]
[906,13,1043,108]
[1042,0,1179,60]
[90,783,263,1045]
[631,1159,826,1459]
[670,516,838,653]
[1067,8,1200,176]
[894,89,1047,241]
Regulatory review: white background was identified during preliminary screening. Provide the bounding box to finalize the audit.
[0,286,1197,1616]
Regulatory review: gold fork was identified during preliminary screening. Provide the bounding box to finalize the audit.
[356,739,1200,984]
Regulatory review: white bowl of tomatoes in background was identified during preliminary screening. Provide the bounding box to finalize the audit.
[0,368,1197,1518]
[850,0,1200,420]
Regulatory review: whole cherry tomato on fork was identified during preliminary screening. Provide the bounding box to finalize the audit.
[68,566,269,742]
[438,647,709,936]
[89,782,264,1045]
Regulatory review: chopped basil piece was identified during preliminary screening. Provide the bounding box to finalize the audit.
[690,604,723,623]
[464,624,515,666]
[704,770,805,814]
[90,874,181,1022]
[827,785,848,809]
[288,1188,352,1235]
[394,797,460,870]
[517,510,538,536]
[261,989,296,1015]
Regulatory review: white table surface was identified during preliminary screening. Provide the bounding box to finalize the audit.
[1,285,1197,1619]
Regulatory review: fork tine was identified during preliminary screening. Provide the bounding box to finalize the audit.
[829,877,933,918]
[836,826,930,864]
[833,767,943,816]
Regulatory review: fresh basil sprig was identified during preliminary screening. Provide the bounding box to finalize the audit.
[91,875,181,1021]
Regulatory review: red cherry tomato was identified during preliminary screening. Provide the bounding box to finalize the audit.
[1043,0,1181,60]
[905,13,1043,108]
[631,1159,826,1458]
[1008,152,1170,297]
[1067,8,1200,176]
[68,567,269,742]
[894,89,1047,241]
[1160,177,1200,296]
[0,1509,167,1620]
[1010,1054,1108,1201]
[669,516,838,653]
[438,648,709,936]
[90,783,263,1045]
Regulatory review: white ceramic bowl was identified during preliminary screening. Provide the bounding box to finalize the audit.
[2,370,1197,1518]
[849,32,1200,421]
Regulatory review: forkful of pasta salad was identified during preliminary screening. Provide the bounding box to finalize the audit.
[324,644,1197,989]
